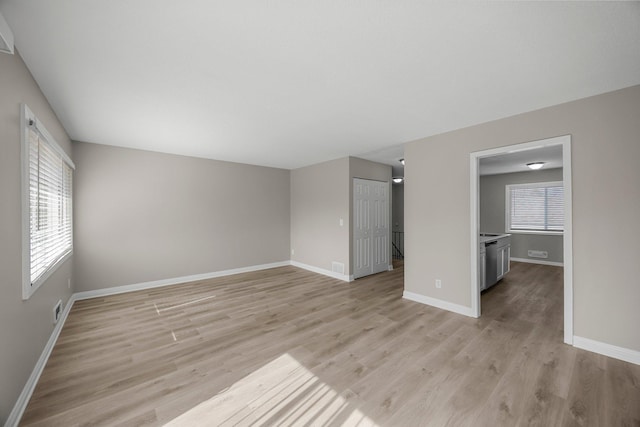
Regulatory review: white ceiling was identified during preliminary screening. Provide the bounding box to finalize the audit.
[479,144,563,176]
[1,1,639,170]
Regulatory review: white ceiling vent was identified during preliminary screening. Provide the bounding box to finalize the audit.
[0,11,15,54]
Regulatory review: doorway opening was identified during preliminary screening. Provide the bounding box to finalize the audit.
[470,135,573,344]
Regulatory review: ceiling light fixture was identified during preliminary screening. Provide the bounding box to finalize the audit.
[399,158,405,165]
[527,162,545,170]
[392,176,404,184]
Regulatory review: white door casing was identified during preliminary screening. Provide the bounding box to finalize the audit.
[469,134,573,344]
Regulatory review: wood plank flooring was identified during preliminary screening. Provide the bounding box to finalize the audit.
[20,262,640,426]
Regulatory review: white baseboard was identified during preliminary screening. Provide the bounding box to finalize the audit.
[511,257,564,267]
[74,261,291,300]
[573,336,640,366]
[290,261,353,282]
[5,294,77,427]
[402,290,475,318]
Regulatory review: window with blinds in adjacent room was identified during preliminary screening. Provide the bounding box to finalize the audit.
[22,104,75,299]
[506,181,563,234]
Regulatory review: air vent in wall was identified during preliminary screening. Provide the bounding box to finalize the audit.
[528,250,548,259]
[332,262,345,275]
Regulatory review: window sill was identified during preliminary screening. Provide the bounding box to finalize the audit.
[23,249,73,300]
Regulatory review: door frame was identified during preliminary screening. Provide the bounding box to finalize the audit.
[469,135,574,345]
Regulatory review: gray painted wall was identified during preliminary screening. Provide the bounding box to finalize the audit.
[0,51,75,423]
[73,142,290,291]
[290,157,350,274]
[480,169,563,263]
[405,84,640,352]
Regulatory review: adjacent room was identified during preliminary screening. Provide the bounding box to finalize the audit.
[1,2,639,426]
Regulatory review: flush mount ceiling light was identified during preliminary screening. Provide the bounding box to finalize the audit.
[399,158,405,165]
[392,176,404,184]
[527,162,545,170]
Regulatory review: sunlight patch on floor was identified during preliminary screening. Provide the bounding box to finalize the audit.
[155,295,217,313]
[165,353,378,427]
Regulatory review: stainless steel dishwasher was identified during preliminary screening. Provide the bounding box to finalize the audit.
[484,240,499,289]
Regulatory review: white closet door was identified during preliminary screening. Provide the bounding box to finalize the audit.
[353,178,389,279]
[353,179,372,278]
[371,180,389,274]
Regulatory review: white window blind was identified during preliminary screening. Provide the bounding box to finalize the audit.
[506,181,563,233]
[22,105,74,298]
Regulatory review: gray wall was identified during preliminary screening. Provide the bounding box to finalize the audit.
[0,51,74,423]
[480,168,563,263]
[405,84,640,352]
[73,142,290,291]
[290,157,350,274]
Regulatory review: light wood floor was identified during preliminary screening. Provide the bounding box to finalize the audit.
[21,262,640,426]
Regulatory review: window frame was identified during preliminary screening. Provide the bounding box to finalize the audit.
[505,180,564,236]
[21,104,75,300]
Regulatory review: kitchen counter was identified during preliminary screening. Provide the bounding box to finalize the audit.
[479,233,511,244]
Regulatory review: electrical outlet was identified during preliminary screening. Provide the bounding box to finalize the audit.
[68,278,71,289]
[53,300,62,324]
[339,218,344,226]
[291,249,295,256]
[435,279,442,289]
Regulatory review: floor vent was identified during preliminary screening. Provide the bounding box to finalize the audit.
[528,250,548,259]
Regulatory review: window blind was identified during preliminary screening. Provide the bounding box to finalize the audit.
[507,182,563,232]
[28,123,73,287]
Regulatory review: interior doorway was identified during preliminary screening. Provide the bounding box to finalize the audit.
[470,135,574,344]
[391,181,404,264]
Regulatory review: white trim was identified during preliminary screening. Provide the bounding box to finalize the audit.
[470,154,480,317]
[4,294,77,427]
[562,141,574,345]
[573,336,640,366]
[470,135,573,344]
[290,261,353,282]
[510,257,564,267]
[74,261,291,300]
[22,105,74,169]
[20,106,30,300]
[402,290,476,318]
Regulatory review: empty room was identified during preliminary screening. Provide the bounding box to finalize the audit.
[1,2,639,426]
